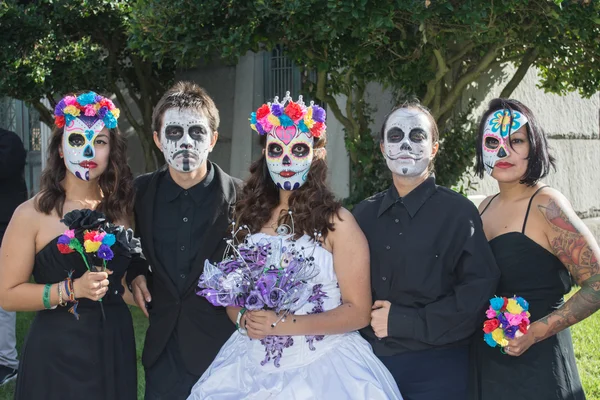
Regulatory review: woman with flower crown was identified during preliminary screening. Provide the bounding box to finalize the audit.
[0,92,143,399]
[187,93,401,399]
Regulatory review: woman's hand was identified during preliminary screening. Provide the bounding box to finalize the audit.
[504,324,535,356]
[73,269,112,301]
[245,310,279,339]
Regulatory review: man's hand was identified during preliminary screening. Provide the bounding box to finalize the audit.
[371,300,392,339]
[131,275,151,318]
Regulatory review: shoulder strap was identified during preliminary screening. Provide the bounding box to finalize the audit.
[522,186,549,233]
[479,193,500,216]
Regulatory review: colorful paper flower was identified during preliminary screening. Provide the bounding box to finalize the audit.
[484,333,497,347]
[284,101,304,122]
[84,240,102,253]
[483,319,500,334]
[77,92,98,106]
[102,233,116,247]
[311,105,326,123]
[491,328,508,347]
[485,306,497,319]
[53,92,120,129]
[271,104,283,117]
[256,104,271,120]
[97,244,114,261]
[490,297,505,311]
[267,114,281,127]
[259,117,273,133]
[63,105,81,117]
[506,298,523,314]
[516,296,529,311]
[250,112,257,125]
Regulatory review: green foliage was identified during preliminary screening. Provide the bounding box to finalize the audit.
[128,0,600,196]
[0,0,176,171]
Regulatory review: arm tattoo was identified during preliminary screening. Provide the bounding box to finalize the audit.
[534,199,600,342]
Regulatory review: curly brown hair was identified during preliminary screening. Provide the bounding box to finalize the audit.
[235,133,341,240]
[35,98,134,223]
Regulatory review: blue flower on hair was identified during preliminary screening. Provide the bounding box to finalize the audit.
[279,115,294,128]
[65,114,75,126]
[250,112,257,125]
[103,112,118,129]
[77,92,98,106]
[298,119,309,133]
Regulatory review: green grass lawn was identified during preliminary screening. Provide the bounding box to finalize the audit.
[1,291,599,400]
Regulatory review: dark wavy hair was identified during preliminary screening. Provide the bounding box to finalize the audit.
[35,95,134,223]
[235,133,341,240]
[475,98,556,186]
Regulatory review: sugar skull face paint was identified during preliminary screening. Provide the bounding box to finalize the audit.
[482,109,529,175]
[266,125,314,191]
[62,116,107,181]
[160,108,212,173]
[383,108,433,177]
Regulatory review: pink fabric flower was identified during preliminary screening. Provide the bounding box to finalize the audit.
[64,96,77,106]
[505,313,523,326]
[84,105,97,117]
[259,117,273,133]
[65,229,75,239]
[485,306,497,319]
[93,232,106,242]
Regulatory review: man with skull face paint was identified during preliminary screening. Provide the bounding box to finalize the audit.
[126,82,240,400]
[353,103,499,400]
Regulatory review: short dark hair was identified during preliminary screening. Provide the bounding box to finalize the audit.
[379,101,439,174]
[475,98,556,186]
[152,81,220,137]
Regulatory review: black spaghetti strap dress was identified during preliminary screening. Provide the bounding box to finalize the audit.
[470,187,585,400]
[14,233,138,400]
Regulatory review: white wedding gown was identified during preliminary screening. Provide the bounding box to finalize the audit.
[188,233,402,399]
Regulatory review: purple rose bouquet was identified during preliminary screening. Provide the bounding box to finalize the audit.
[197,229,319,317]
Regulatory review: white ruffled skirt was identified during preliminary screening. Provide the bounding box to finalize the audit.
[188,331,402,399]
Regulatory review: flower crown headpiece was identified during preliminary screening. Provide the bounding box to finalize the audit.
[54,91,121,129]
[250,91,326,138]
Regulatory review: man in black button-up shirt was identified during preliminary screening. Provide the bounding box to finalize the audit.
[353,103,499,400]
[126,82,240,400]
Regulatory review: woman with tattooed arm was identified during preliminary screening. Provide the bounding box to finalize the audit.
[469,99,593,400]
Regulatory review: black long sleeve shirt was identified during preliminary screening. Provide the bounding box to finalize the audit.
[152,163,215,293]
[353,176,499,356]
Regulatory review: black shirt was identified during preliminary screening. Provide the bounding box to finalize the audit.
[353,176,499,356]
[0,128,27,242]
[153,163,215,293]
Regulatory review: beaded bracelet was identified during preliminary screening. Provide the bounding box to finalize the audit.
[57,281,65,307]
[42,284,52,309]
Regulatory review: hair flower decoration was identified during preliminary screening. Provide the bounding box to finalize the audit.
[54,91,120,129]
[249,92,327,138]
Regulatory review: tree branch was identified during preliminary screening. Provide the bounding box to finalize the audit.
[343,69,359,138]
[423,48,449,107]
[31,101,53,127]
[315,69,353,133]
[436,44,501,119]
[500,47,539,98]
[111,83,143,133]
[447,42,475,66]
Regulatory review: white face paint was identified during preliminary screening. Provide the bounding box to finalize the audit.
[62,116,106,181]
[266,125,314,190]
[160,108,212,173]
[482,109,529,175]
[383,108,433,177]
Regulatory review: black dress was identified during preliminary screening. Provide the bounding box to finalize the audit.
[15,235,138,400]
[470,187,586,400]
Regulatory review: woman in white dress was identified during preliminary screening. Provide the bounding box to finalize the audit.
[188,94,401,399]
